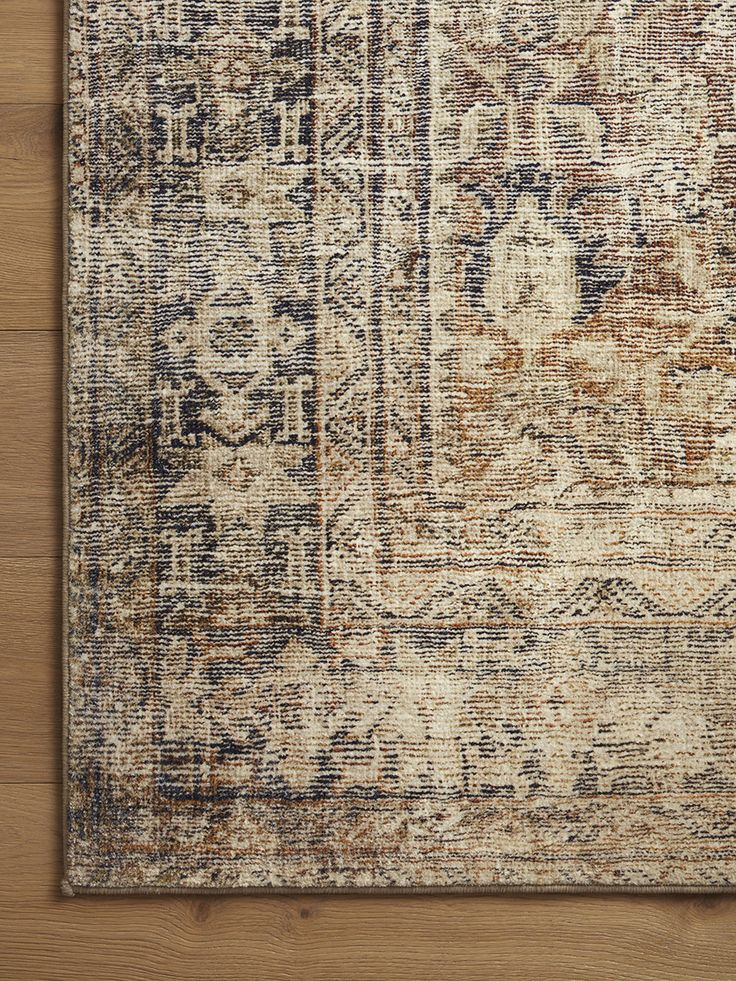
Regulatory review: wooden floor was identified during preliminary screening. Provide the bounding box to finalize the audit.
[1,2,736,978]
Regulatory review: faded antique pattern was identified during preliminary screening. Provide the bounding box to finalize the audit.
[65,0,736,892]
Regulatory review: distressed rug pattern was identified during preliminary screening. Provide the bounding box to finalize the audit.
[65,0,736,892]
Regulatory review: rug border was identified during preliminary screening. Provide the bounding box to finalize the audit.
[61,883,736,897]
[59,0,735,899]
[61,0,72,902]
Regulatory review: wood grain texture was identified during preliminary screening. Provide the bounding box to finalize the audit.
[0,211,61,330]
[0,332,61,556]
[1,789,736,981]
[0,559,60,782]
[0,106,62,211]
[0,1,63,104]
[0,104,62,330]
[0,105,62,330]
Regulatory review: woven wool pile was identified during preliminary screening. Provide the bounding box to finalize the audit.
[65,0,736,892]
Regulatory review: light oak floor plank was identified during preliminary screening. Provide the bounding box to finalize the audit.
[0,332,61,557]
[0,0,63,105]
[0,559,60,783]
[0,104,62,329]
[0,105,61,212]
[0,208,61,331]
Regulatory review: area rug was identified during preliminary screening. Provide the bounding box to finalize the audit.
[63,0,736,894]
